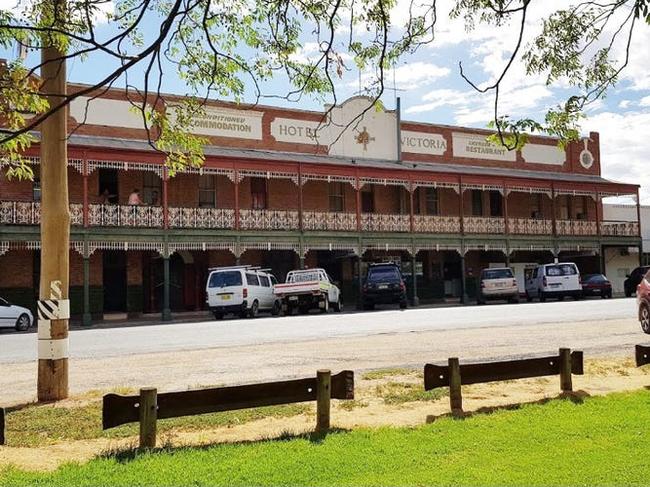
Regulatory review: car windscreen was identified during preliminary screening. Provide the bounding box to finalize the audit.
[545,264,577,276]
[367,267,401,282]
[208,271,242,288]
[584,274,606,283]
[289,271,321,282]
[481,269,513,279]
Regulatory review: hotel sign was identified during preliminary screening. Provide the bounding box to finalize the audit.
[400,131,447,155]
[452,132,516,162]
[270,118,325,145]
[186,106,263,140]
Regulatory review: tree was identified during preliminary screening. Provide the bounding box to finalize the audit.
[0,0,647,400]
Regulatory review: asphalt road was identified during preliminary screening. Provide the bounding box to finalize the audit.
[0,298,640,364]
[1,298,647,405]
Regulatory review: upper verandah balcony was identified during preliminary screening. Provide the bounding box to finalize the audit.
[0,148,640,238]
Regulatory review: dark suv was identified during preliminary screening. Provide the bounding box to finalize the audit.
[624,266,650,297]
[361,263,407,310]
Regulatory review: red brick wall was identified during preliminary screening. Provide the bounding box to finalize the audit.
[127,251,142,285]
[69,250,103,286]
[0,250,33,287]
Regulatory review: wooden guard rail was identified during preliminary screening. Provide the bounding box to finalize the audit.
[636,345,650,366]
[103,369,354,448]
[424,348,584,416]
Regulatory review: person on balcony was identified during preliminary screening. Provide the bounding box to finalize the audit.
[150,190,160,206]
[128,188,143,205]
[99,188,116,204]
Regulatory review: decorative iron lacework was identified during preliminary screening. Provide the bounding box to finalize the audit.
[361,213,411,233]
[461,183,504,194]
[506,186,552,197]
[303,242,360,254]
[87,159,165,176]
[413,243,462,254]
[411,180,460,193]
[239,209,300,230]
[168,207,235,229]
[413,215,461,234]
[555,219,598,236]
[598,190,637,198]
[554,188,597,200]
[362,242,413,254]
[178,167,236,182]
[301,174,356,186]
[168,242,238,255]
[462,243,507,254]
[0,156,81,170]
[358,177,410,190]
[82,241,165,253]
[508,218,553,235]
[240,241,301,254]
[601,221,639,237]
[463,216,506,234]
[302,211,357,232]
[0,241,8,256]
[509,243,554,254]
[558,242,600,252]
[237,169,299,185]
[26,241,41,250]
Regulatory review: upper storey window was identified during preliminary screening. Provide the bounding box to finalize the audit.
[471,190,483,216]
[199,175,217,208]
[329,182,345,212]
[251,177,267,209]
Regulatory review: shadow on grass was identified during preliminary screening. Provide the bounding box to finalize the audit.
[425,390,590,423]
[99,427,351,465]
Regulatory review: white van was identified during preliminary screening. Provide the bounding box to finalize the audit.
[206,266,281,319]
[524,263,582,302]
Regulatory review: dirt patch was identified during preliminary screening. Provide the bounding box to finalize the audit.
[2,356,649,472]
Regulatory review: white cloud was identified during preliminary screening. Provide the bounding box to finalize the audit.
[619,100,631,109]
[352,61,449,91]
[640,96,650,107]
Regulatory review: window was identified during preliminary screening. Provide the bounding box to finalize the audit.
[143,172,162,205]
[489,191,502,217]
[259,275,271,287]
[361,185,374,212]
[32,168,41,202]
[425,188,439,215]
[251,177,267,209]
[481,268,513,279]
[199,175,217,208]
[530,194,542,219]
[471,190,483,216]
[558,195,569,220]
[574,196,586,219]
[545,264,577,276]
[398,187,410,215]
[246,273,260,286]
[208,271,242,288]
[328,182,345,212]
[98,168,119,204]
[270,275,278,285]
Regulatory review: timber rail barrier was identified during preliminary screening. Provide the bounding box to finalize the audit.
[636,344,650,366]
[424,348,584,416]
[102,369,354,448]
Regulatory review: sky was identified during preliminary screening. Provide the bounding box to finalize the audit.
[1,0,649,203]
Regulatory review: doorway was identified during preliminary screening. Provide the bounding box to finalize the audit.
[103,250,127,312]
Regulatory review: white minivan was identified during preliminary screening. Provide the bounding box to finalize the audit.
[525,262,582,302]
[206,266,282,319]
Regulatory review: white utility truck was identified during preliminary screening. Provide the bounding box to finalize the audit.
[274,268,342,314]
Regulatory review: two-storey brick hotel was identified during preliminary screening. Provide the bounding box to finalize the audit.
[0,87,641,323]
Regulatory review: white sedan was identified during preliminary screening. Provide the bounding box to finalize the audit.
[0,297,34,331]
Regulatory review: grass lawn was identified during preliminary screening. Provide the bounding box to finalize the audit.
[2,389,649,486]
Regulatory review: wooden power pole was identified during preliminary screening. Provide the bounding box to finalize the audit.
[38,2,70,401]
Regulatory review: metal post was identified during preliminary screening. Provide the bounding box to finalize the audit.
[357,254,363,310]
[82,254,92,326]
[460,253,468,304]
[411,254,419,306]
[162,255,171,321]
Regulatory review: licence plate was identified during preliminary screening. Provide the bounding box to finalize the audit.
[550,283,561,287]
[378,284,388,290]
[289,296,299,301]
[592,289,600,293]
[221,294,231,301]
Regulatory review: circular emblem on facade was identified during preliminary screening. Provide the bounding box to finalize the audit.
[580,149,594,169]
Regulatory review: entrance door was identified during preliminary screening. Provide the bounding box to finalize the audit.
[361,186,374,213]
[98,169,119,203]
[103,251,127,312]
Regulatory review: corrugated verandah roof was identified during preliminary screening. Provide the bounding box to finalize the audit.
[65,133,636,191]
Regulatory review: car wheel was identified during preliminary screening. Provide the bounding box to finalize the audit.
[333,297,342,312]
[539,291,546,303]
[15,313,31,332]
[248,300,259,318]
[320,298,329,313]
[641,303,650,334]
[213,311,224,320]
[271,300,281,316]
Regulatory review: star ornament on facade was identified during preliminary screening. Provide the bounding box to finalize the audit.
[355,126,375,151]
